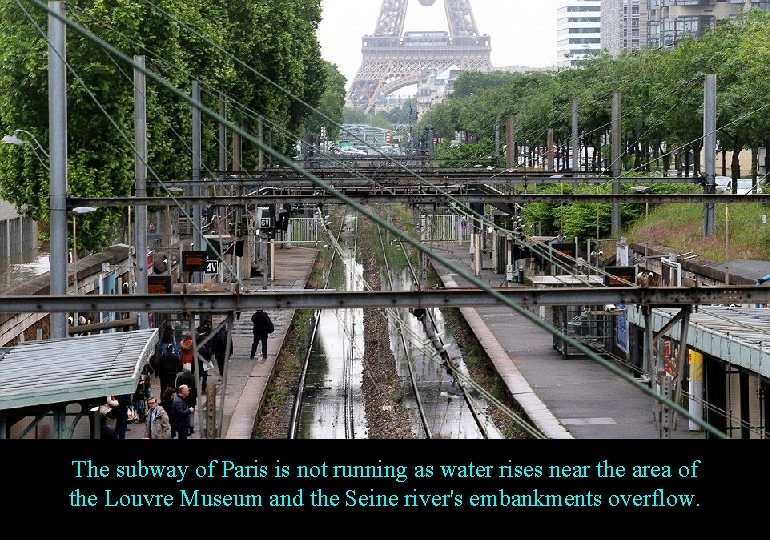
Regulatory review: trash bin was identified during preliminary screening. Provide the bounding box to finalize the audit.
[517,268,525,284]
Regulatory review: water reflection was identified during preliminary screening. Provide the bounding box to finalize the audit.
[297,217,502,439]
[0,251,49,290]
[388,269,503,439]
[297,213,367,439]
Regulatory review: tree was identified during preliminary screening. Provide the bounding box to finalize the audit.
[303,61,346,143]
[0,0,326,251]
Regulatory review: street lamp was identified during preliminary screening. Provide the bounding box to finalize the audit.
[70,206,96,329]
[2,129,50,170]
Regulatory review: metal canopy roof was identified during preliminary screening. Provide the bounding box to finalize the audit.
[628,305,770,379]
[0,328,158,411]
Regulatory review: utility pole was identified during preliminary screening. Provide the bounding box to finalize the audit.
[232,128,242,282]
[258,117,264,172]
[48,0,68,339]
[219,93,226,177]
[505,116,515,169]
[611,92,621,236]
[218,91,227,282]
[547,129,554,171]
[571,98,579,188]
[704,74,717,237]
[191,80,202,283]
[134,55,148,329]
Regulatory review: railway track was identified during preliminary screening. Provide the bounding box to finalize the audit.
[287,204,507,439]
[289,208,365,439]
[376,206,493,439]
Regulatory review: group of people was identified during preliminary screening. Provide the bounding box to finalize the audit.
[100,310,273,440]
[100,385,193,440]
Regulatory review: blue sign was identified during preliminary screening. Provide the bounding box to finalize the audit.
[615,303,628,353]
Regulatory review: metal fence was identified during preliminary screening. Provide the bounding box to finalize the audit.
[421,214,472,243]
[286,217,322,245]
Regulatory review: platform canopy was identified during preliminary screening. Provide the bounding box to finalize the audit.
[0,328,158,411]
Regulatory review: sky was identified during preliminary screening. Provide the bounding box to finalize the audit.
[317,0,559,87]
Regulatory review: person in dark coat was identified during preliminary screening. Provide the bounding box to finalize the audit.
[212,326,233,377]
[158,343,182,394]
[175,363,197,434]
[152,324,176,376]
[169,384,194,440]
[112,394,132,439]
[196,323,212,392]
[250,309,274,360]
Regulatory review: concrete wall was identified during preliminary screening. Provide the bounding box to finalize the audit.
[0,245,131,346]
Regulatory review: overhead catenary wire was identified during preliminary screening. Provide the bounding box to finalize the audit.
[15,0,245,289]
[27,0,728,439]
[58,0,628,286]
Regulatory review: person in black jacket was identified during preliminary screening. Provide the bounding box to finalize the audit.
[170,384,194,440]
[250,309,274,360]
[175,363,197,434]
[212,326,233,377]
[112,394,132,439]
[158,343,182,394]
[196,323,212,393]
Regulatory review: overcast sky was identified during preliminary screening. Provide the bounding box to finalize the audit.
[317,0,559,86]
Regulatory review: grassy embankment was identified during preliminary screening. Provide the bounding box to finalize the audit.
[625,200,770,262]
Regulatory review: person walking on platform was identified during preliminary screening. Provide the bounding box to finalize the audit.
[175,363,197,434]
[212,325,233,377]
[195,323,212,393]
[180,331,195,369]
[112,394,132,439]
[250,309,274,360]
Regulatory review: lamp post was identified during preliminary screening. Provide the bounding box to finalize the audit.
[71,206,96,330]
[2,129,50,170]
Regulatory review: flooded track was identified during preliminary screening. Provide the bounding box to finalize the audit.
[288,206,503,439]
[381,224,502,439]
[290,211,367,438]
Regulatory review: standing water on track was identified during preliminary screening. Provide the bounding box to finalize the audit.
[388,269,503,439]
[295,212,367,438]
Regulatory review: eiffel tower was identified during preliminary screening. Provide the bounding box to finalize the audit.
[347,0,492,113]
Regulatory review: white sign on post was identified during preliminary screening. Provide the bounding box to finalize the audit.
[205,259,219,274]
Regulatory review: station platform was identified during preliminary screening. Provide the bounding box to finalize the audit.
[125,245,319,439]
[127,240,707,440]
[427,242,704,439]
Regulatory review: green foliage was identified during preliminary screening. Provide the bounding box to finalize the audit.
[342,107,392,129]
[382,98,417,125]
[626,200,770,262]
[518,181,706,243]
[433,138,495,168]
[304,61,346,142]
[0,0,327,252]
[414,10,770,247]
[421,10,770,180]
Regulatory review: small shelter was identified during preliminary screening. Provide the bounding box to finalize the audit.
[0,328,158,439]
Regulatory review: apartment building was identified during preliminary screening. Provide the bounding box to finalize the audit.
[648,0,769,48]
[601,1,769,56]
[557,0,603,68]
[600,0,649,56]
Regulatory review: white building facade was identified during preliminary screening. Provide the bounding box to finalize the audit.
[557,0,603,68]
[602,1,769,56]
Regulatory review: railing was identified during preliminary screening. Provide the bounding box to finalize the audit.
[286,217,322,245]
[422,214,472,243]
